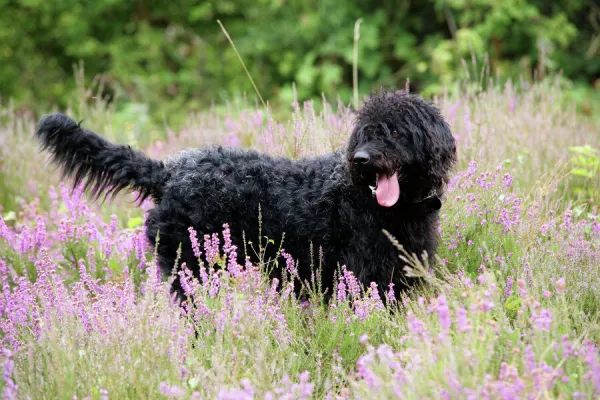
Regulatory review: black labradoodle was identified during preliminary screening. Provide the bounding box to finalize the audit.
[35,90,457,301]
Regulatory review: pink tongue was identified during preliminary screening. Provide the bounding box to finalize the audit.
[376,172,400,207]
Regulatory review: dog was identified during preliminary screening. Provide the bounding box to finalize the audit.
[35,90,457,302]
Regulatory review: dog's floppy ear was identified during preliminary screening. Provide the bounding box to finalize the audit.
[425,116,457,190]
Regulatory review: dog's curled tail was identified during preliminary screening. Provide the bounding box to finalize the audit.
[35,113,167,203]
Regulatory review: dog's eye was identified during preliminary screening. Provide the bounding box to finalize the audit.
[391,130,401,136]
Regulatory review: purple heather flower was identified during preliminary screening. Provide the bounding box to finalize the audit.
[342,265,361,300]
[178,264,197,297]
[517,279,527,298]
[2,348,18,400]
[554,278,566,294]
[368,282,384,311]
[531,308,552,332]
[509,95,516,113]
[280,249,297,277]
[456,307,472,333]
[208,271,221,298]
[502,173,513,188]
[584,343,600,394]
[561,335,574,359]
[158,382,186,398]
[203,233,220,265]
[562,209,573,232]
[188,227,202,259]
[356,349,380,390]
[297,370,314,398]
[447,99,461,123]
[429,294,451,332]
[407,311,428,340]
[336,275,347,305]
[221,223,232,254]
[480,299,494,312]
[504,276,513,298]
[386,283,396,304]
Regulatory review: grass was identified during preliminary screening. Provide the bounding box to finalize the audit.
[1,75,600,399]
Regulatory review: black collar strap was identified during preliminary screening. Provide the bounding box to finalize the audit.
[413,189,442,212]
[369,187,442,213]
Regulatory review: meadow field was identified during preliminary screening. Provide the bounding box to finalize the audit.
[1,76,600,399]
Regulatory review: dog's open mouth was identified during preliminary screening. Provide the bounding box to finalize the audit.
[368,172,400,207]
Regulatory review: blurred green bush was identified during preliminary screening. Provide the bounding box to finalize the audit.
[0,0,598,116]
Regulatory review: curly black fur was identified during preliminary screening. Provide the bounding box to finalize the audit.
[35,90,456,301]
[35,113,166,203]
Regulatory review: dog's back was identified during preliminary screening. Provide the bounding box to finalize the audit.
[151,144,346,245]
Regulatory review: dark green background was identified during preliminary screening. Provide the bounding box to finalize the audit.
[1,0,598,116]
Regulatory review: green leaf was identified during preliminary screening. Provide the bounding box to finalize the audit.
[504,295,522,312]
[573,206,585,218]
[108,259,121,273]
[2,210,16,221]
[127,217,144,229]
[188,377,200,390]
[189,3,213,22]
[319,63,343,87]
[571,168,593,178]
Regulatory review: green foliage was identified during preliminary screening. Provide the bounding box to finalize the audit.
[504,294,523,320]
[127,216,144,229]
[567,145,600,202]
[1,0,597,119]
[569,145,599,179]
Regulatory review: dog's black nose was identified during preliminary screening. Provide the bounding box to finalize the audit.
[353,151,370,164]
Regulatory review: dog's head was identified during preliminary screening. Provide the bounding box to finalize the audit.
[347,90,457,209]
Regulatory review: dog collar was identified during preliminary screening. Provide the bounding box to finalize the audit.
[413,189,442,212]
[369,185,442,212]
[418,188,438,202]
